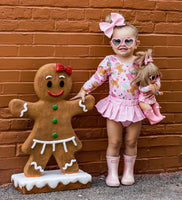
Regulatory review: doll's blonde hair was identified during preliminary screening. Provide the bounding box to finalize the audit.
[105,14,138,39]
[132,49,161,87]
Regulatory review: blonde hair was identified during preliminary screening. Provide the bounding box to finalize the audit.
[105,14,138,39]
[132,49,161,87]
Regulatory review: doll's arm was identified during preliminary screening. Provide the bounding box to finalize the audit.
[157,91,163,95]
[9,99,35,119]
[139,85,151,93]
[154,77,161,92]
[140,77,161,95]
[70,95,95,116]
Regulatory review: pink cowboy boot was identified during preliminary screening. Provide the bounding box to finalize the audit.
[106,155,120,187]
[143,108,164,125]
[121,154,136,186]
[152,103,165,119]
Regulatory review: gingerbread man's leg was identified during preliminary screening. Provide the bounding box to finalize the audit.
[24,144,52,177]
[53,145,79,174]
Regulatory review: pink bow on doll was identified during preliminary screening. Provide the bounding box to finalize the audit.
[144,55,153,65]
[99,13,125,38]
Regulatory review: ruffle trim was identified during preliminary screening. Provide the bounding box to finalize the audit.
[95,95,145,123]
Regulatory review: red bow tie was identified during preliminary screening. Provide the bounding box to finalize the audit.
[56,63,72,75]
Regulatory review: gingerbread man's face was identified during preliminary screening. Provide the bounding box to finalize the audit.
[34,63,72,101]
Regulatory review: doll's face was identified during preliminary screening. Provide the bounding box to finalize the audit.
[149,74,159,84]
[111,26,139,58]
[34,63,72,101]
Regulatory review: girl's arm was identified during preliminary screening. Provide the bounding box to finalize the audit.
[82,56,111,94]
[69,95,95,116]
[71,56,111,102]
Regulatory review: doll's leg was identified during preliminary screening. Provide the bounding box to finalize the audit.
[121,121,141,185]
[139,101,151,111]
[24,144,52,177]
[53,147,79,174]
[140,102,163,125]
[105,119,123,187]
[152,102,165,119]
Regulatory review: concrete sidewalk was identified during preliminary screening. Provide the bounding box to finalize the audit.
[0,171,182,200]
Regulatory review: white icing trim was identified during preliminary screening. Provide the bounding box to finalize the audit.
[63,142,67,153]
[31,136,77,154]
[20,103,28,117]
[59,75,65,79]
[72,137,77,146]
[62,159,76,170]
[79,100,88,112]
[52,143,56,152]
[11,169,92,191]
[41,143,46,155]
[30,162,44,173]
[46,75,52,79]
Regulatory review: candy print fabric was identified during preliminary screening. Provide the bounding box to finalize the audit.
[82,55,145,123]
[82,55,139,100]
[139,77,161,104]
[82,56,112,94]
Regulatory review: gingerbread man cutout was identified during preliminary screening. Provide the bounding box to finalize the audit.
[9,63,95,177]
[127,84,138,96]
[115,62,126,75]
[110,78,119,88]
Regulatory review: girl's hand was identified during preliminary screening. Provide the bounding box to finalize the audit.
[70,89,87,102]
[143,84,156,99]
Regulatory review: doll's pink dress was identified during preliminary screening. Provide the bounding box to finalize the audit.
[82,55,145,127]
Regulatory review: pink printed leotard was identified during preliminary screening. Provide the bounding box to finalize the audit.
[82,55,140,100]
[82,55,145,126]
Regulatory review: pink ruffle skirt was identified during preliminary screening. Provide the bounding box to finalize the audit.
[95,95,145,125]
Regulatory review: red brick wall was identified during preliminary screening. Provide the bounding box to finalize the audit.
[0,0,182,184]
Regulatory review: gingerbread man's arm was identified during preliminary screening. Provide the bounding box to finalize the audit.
[9,99,36,119]
[69,94,95,116]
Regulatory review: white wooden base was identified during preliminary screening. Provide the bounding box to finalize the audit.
[11,169,92,194]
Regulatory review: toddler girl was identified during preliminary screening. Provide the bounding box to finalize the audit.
[72,13,156,186]
[132,49,165,125]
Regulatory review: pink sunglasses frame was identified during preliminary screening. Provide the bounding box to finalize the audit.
[111,37,135,48]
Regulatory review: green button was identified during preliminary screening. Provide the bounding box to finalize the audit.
[52,118,57,124]
[52,105,58,110]
[52,133,57,138]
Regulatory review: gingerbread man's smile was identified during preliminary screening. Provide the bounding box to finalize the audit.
[48,90,64,97]
[46,74,65,97]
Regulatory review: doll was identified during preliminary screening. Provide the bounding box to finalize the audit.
[132,49,165,125]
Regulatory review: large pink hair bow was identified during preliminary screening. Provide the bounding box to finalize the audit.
[99,13,125,38]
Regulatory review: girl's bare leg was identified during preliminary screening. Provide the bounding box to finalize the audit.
[105,119,123,186]
[121,121,142,185]
[106,118,123,156]
[124,121,142,156]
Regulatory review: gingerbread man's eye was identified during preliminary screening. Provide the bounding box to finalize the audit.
[59,80,64,87]
[47,80,52,87]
